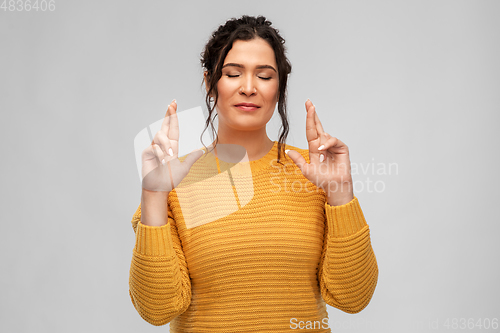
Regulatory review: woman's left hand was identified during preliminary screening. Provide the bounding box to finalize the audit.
[286,99,354,206]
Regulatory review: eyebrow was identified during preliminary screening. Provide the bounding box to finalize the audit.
[222,63,277,72]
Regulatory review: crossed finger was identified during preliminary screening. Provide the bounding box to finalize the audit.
[151,100,178,165]
[318,135,348,153]
[305,99,326,140]
[306,99,329,164]
[161,100,179,144]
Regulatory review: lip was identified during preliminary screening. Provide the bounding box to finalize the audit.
[234,103,260,111]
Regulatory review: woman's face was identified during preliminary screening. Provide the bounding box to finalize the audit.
[214,37,279,133]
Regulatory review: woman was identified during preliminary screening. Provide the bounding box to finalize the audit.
[130,15,378,333]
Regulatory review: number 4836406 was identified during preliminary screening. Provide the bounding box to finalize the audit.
[443,318,498,330]
[1,0,56,11]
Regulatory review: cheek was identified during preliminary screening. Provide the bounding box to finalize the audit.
[216,81,225,98]
[217,79,238,97]
[264,83,279,103]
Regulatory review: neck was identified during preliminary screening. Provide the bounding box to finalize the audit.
[212,128,274,162]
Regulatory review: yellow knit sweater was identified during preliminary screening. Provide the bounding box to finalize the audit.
[129,141,378,332]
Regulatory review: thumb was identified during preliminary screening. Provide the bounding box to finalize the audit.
[285,149,307,172]
[183,149,205,168]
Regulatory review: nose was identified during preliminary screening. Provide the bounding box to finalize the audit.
[239,76,257,96]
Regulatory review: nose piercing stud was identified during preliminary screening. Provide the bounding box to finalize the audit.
[239,88,257,94]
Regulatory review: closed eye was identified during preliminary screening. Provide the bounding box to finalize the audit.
[225,74,272,80]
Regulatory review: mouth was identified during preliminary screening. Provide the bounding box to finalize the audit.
[234,103,260,111]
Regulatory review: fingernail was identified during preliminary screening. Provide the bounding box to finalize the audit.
[318,145,324,150]
[168,148,173,156]
[319,154,324,163]
[161,159,166,165]
[172,99,176,104]
[285,150,290,154]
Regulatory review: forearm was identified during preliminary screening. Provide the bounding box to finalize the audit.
[140,189,169,226]
[129,196,192,325]
[129,225,192,325]
[320,196,378,313]
[319,230,378,313]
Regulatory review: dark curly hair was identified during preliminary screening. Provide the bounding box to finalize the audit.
[200,15,292,165]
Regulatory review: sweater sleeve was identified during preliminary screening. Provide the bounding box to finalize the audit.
[318,196,378,313]
[129,201,192,326]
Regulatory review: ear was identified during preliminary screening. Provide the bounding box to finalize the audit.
[204,71,211,96]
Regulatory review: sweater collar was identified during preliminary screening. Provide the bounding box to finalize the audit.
[203,141,281,175]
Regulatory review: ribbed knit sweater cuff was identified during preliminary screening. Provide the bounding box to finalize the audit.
[134,221,174,257]
[325,196,368,238]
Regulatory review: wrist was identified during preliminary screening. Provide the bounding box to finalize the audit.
[140,189,169,227]
[326,182,353,206]
[141,188,170,197]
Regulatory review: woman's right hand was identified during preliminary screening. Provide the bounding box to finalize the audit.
[141,100,205,192]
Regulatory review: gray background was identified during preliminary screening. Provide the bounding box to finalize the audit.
[1,0,499,332]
